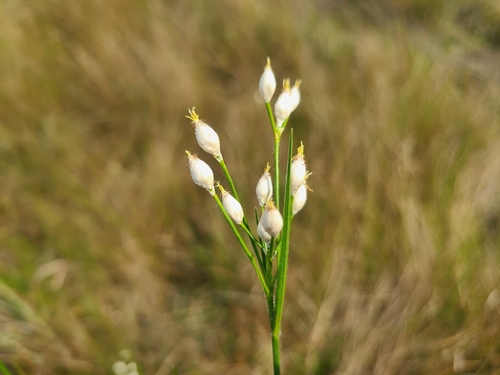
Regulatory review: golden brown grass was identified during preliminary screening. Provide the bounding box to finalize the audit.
[1,0,500,374]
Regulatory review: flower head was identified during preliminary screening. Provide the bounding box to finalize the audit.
[259,57,277,103]
[256,163,273,207]
[186,150,215,195]
[260,200,283,237]
[217,183,244,225]
[186,108,222,161]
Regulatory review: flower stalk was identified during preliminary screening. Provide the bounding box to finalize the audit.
[184,58,309,375]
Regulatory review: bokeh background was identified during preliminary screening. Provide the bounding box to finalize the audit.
[1,0,500,374]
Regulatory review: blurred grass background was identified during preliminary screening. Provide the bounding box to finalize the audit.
[1,0,500,374]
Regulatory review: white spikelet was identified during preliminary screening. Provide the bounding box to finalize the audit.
[218,184,244,225]
[259,57,277,103]
[291,142,309,196]
[185,150,215,195]
[274,79,292,128]
[292,183,308,215]
[260,201,283,237]
[256,163,273,207]
[186,108,223,161]
[289,79,301,112]
[257,220,272,243]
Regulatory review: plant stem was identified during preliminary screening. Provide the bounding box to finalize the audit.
[271,130,294,375]
[219,159,239,201]
[273,134,281,211]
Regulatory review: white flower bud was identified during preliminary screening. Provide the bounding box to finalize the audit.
[291,142,309,196]
[274,79,292,128]
[259,57,277,103]
[260,201,283,237]
[256,163,273,207]
[186,151,215,195]
[257,220,272,243]
[218,184,244,225]
[186,108,222,161]
[289,79,301,112]
[292,183,307,215]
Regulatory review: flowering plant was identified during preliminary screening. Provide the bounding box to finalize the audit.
[185,58,310,374]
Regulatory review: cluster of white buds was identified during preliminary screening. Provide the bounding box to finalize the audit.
[185,150,215,196]
[274,79,302,128]
[290,142,311,215]
[217,183,244,225]
[258,58,301,129]
[255,163,273,207]
[186,107,223,162]
[257,200,283,243]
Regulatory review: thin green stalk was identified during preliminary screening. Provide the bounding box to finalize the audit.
[265,102,277,135]
[212,194,269,296]
[271,130,294,374]
[274,134,281,211]
[219,159,239,200]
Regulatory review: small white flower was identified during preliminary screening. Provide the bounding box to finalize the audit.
[186,151,215,195]
[186,108,223,161]
[259,57,277,103]
[289,79,301,112]
[218,184,244,225]
[274,79,293,128]
[256,163,273,207]
[257,220,272,243]
[291,142,310,196]
[292,183,307,215]
[260,201,283,237]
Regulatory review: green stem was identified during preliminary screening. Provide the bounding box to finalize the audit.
[212,194,269,296]
[265,102,277,135]
[219,159,239,201]
[272,130,294,374]
[272,330,280,375]
[274,134,281,211]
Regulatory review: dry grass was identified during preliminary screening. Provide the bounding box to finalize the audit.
[1,0,500,374]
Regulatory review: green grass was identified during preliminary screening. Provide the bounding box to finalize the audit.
[1,0,500,374]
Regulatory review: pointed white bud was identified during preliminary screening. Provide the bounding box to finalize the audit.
[292,183,308,215]
[274,79,293,128]
[260,201,283,237]
[256,163,273,207]
[291,142,309,196]
[259,57,277,103]
[186,108,223,161]
[257,220,272,243]
[289,79,301,112]
[217,184,244,225]
[186,151,215,195]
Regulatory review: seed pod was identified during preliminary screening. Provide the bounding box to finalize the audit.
[292,183,308,215]
[260,201,283,237]
[186,151,215,195]
[259,57,277,103]
[256,163,273,207]
[257,220,272,243]
[186,108,222,161]
[218,185,244,225]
